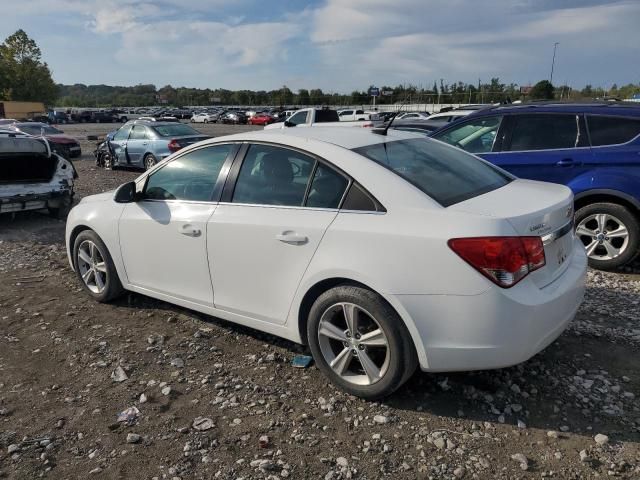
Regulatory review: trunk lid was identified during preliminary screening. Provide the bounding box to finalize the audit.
[449,179,575,288]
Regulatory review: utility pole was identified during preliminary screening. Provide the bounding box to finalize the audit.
[550,42,559,84]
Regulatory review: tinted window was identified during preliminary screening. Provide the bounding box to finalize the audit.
[588,115,640,146]
[432,115,502,154]
[508,114,580,151]
[129,125,148,140]
[233,145,315,206]
[315,110,340,122]
[18,124,62,135]
[355,110,364,115]
[288,111,308,125]
[144,145,231,201]
[152,124,199,137]
[340,110,353,116]
[113,125,132,141]
[306,163,348,208]
[353,139,512,207]
[342,183,380,212]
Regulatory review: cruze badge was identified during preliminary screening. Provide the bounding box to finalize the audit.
[530,223,546,232]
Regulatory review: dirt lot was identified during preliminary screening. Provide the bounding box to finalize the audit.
[1,123,639,479]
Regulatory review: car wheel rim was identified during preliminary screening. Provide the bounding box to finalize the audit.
[77,240,108,294]
[145,157,155,169]
[317,302,390,386]
[576,213,629,261]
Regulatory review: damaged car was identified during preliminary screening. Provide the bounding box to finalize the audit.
[0,132,77,218]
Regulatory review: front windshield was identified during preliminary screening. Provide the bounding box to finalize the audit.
[19,124,62,135]
[152,124,199,137]
[353,138,512,207]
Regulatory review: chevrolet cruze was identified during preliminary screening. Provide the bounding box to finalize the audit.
[66,127,586,399]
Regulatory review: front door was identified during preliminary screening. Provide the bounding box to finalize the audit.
[125,125,150,166]
[118,144,236,305]
[207,143,349,324]
[110,124,132,166]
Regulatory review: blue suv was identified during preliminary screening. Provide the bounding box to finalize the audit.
[430,102,640,270]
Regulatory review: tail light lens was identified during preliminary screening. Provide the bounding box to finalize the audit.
[448,237,546,288]
[167,139,182,152]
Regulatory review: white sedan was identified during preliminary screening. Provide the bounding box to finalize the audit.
[190,112,216,123]
[65,128,587,399]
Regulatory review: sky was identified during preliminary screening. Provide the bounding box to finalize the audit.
[2,0,639,92]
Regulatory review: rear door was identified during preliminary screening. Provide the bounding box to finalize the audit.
[207,143,349,324]
[494,113,592,185]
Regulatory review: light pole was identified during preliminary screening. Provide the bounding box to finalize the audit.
[550,42,559,84]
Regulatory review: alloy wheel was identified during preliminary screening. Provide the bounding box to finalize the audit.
[77,240,108,294]
[576,213,629,261]
[144,156,156,170]
[317,302,390,386]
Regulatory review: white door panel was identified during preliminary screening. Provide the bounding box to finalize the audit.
[119,201,216,305]
[207,204,337,324]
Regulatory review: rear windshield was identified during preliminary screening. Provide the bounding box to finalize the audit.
[353,138,513,207]
[18,124,62,135]
[151,124,199,137]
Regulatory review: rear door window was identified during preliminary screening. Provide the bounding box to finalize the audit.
[587,115,640,146]
[232,144,315,206]
[129,125,148,140]
[506,114,583,151]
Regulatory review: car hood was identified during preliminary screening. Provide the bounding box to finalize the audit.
[79,190,114,204]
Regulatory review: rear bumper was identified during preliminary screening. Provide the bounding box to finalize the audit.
[396,239,587,371]
[0,189,72,214]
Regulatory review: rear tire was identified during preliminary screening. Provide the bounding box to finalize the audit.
[144,153,157,171]
[575,202,640,270]
[307,285,418,400]
[73,230,124,303]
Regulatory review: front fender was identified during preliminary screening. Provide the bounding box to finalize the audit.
[65,199,127,283]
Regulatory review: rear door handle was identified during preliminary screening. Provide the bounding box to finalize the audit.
[556,158,574,167]
[276,231,308,244]
[179,224,201,237]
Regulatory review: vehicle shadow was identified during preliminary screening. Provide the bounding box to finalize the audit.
[111,288,639,443]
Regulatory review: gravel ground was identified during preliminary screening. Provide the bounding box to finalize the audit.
[0,123,639,479]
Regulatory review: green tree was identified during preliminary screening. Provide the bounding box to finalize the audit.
[529,80,555,100]
[297,89,310,106]
[0,29,57,104]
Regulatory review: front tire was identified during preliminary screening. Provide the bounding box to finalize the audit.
[73,230,124,302]
[307,285,418,400]
[575,202,640,270]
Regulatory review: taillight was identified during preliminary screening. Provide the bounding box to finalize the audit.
[167,139,182,152]
[448,237,546,288]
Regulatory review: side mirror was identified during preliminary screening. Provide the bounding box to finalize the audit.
[114,181,138,203]
[284,120,295,127]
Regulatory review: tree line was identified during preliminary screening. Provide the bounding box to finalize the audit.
[1,30,638,109]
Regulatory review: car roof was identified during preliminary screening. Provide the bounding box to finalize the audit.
[209,126,422,150]
[465,101,640,118]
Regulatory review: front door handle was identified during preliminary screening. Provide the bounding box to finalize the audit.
[556,158,574,167]
[276,231,308,244]
[179,224,201,237]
